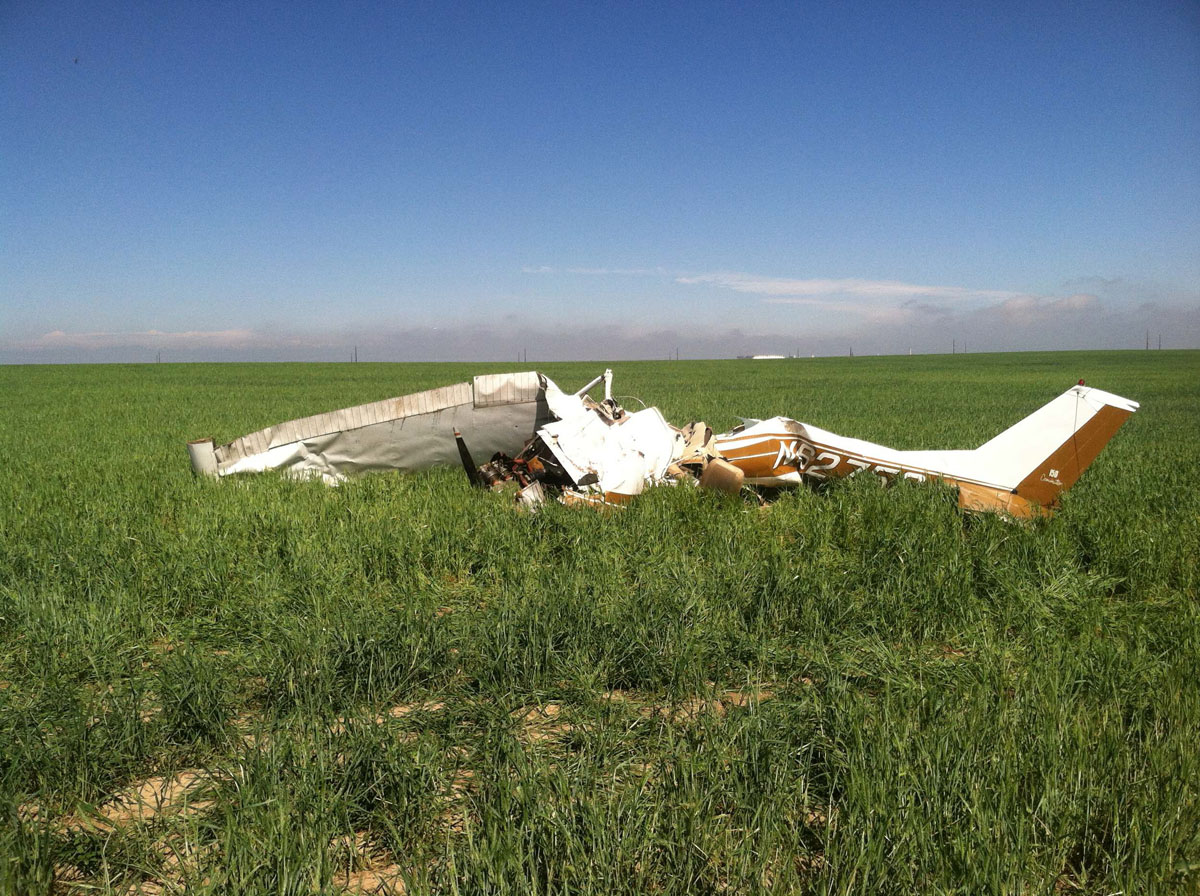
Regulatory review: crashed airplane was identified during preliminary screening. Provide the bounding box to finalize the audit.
[188,370,1138,519]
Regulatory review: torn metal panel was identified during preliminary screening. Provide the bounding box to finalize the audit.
[698,457,745,496]
[456,371,736,505]
[538,406,680,498]
[187,439,219,476]
[515,480,547,510]
[189,371,555,483]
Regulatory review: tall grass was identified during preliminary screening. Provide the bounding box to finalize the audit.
[1,351,1197,893]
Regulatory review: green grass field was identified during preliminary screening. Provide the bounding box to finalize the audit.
[2,351,1198,895]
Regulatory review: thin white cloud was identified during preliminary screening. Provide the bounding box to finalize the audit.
[22,329,259,350]
[677,272,1020,303]
[525,266,1030,314]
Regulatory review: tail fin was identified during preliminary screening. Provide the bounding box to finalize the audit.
[972,384,1138,506]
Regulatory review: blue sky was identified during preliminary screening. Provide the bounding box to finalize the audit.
[3,0,1198,361]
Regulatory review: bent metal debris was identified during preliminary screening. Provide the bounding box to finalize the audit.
[188,370,1138,519]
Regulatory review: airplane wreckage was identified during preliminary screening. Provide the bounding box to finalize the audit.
[188,370,1138,519]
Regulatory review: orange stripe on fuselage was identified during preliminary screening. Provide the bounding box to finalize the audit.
[717,432,1045,516]
[723,433,1049,517]
[718,432,1002,490]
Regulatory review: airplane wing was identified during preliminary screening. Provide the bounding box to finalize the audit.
[188,371,556,483]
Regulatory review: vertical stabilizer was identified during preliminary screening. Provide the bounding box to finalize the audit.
[972,385,1138,505]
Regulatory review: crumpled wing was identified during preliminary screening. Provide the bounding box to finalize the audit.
[189,371,556,483]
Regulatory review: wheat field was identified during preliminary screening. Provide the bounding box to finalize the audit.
[2,351,1197,894]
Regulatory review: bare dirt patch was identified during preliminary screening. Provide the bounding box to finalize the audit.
[331,832,409,894]
[331,700,446,735]
[601,684,777,723]
[513,702,576,743]
[56,769,217,835]
[337,865,407,894]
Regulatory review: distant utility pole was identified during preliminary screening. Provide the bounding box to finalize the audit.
[156,351,162,363]
[849,345,854,357]
[353,346,358,363]
[1146,330,1150,350]
[952,339,956,354]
